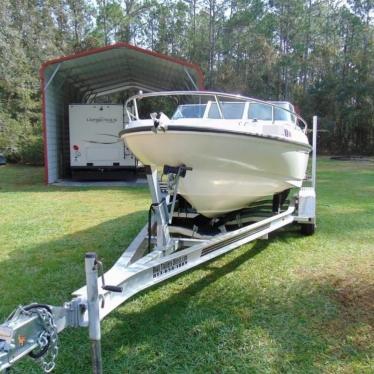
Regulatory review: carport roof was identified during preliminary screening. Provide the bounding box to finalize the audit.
[40,42,204,98]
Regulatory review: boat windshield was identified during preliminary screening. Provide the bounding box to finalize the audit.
[172,104,207,119]
[208,102,245,119]
[172,101,245,120]
[248,103,272,120]
[272,103,296,122]
[248,103,295,122]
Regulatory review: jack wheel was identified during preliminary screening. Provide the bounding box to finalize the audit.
[300,223,315,236]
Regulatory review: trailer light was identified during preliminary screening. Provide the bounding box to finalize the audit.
[73,145,79,151]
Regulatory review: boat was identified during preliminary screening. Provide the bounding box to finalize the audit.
[120,91,311,217]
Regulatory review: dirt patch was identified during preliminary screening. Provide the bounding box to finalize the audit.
[294,263,374,329]
[313,272,374,359]
[330,275,374,326]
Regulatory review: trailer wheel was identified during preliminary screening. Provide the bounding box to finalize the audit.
[300,223,315,236]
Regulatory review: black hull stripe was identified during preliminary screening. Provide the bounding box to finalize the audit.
[121,126,312,151]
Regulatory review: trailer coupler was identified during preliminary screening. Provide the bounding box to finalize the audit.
[0,304,60,372]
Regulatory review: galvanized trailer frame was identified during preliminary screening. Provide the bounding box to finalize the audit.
[0,118,318,373]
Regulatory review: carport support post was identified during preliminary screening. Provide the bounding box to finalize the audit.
[85,253,103,374]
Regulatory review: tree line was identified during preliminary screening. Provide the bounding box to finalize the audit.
[0,0,373,163]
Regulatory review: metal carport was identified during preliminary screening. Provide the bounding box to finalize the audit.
[40,42,204,184]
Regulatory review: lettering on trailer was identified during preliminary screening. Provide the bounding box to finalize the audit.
[153,255,188,279]
[86,117,118,124]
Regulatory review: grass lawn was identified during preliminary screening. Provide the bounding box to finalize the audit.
[0,159,373,373]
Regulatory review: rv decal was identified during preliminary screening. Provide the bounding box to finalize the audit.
[83,133,121,145]
[86,117,118,124]
[83,140,121,144]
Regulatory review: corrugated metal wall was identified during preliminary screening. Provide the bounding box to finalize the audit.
[44,66,89,182]
[44,73,65,183]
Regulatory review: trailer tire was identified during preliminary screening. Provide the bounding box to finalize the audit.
[300,223,315,236]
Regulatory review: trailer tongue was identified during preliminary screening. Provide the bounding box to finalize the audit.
[0,120,317,373]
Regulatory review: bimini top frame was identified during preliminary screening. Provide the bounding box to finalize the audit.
[0,118,317,373]
[125,91,309,133]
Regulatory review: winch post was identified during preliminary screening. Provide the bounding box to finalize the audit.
[85,253,103,374]
[146,166,171,250]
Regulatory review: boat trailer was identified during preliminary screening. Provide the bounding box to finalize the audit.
[0,119,318,373]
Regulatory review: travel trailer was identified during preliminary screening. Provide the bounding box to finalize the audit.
[69,104,139,180]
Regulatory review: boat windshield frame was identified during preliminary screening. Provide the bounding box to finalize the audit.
[125,91,308,132]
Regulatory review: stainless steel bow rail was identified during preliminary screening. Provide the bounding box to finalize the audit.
[0,119,318,373]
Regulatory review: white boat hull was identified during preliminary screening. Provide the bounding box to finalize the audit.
[124,127,310,217]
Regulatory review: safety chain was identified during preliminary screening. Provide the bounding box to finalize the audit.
[30,306,59,373]
[4,304,59,372]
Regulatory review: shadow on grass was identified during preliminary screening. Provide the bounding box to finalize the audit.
[92,228,370,373]
[99,231,372,373]
[0,210,148,318]
[2,218,371,373]
[0,210,290,372]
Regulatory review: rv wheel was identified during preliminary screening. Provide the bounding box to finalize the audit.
[300,223,315,236]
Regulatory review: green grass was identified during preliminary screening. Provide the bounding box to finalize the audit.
[0,159,373,373]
